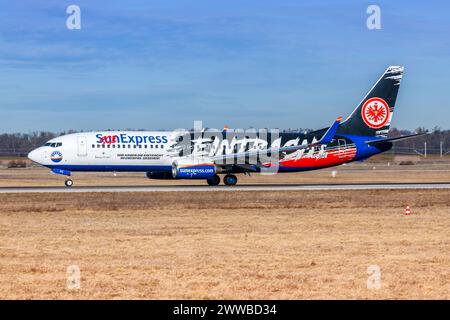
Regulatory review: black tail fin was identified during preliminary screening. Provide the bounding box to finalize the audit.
[338,66,404,137]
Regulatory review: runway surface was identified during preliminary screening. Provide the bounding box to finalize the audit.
[1,183,450,193]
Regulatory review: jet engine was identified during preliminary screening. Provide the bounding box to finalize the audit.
[171,158,217,179]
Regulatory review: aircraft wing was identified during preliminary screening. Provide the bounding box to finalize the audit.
[210,116,342,163]
[365,133,427,145]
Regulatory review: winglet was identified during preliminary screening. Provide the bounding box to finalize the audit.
[319,116,342,145]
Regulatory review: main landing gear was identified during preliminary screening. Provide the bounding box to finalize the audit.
[206,174,238,186]
[223,174,238,186]
[206,174,221,186]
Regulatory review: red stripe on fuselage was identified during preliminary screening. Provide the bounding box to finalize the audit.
[279,147,357,168]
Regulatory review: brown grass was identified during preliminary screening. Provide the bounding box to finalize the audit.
[1,160,450,187]
[0,190,449,299]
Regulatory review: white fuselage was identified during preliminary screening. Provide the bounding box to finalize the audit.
[28,131,176,172]
[28,129,361,176]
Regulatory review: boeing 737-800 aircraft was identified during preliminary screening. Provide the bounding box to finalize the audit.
[28,66,423,187]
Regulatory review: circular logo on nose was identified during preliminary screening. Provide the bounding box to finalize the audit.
[361,97,390,129]
[50,151,63,163]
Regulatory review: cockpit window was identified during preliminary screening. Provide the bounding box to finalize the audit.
[44,142,62,147]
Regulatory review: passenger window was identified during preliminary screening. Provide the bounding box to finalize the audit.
[107,144,110,148]
[161,145,164,149]
[144,145,147,148]
[138,145,142,149]
[102,144,105,148]
[155,145,158,149]
[150,145,153,149]
[97,144,101,148]
[117,145,120,149]
[92,144,95,148]
[128,145,131,148]
[112,145,115,148]
[133,145,136,149]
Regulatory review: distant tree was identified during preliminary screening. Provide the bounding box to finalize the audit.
[0,127,450,157]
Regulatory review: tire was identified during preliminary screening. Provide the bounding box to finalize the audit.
[207,174,220,186]
[65,179,73,187]
[223,174,238,186]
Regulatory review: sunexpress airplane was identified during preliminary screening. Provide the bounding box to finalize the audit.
[28,66,424,187]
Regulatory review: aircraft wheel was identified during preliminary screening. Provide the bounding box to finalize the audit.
[223,174,238,186]
[207,174,221,186]
[65,179,73,188]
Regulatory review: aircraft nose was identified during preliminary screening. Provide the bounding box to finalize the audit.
[28,149,41,164]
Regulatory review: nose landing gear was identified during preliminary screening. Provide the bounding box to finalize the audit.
[65,178,74,188]
[51,168,73,188]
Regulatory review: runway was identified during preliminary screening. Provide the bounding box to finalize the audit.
[1,182,450,193]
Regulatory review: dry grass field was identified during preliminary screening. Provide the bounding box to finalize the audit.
[0,189,449,299]
[1,159,450,187]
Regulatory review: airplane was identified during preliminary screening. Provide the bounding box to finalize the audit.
[28,66,425,187]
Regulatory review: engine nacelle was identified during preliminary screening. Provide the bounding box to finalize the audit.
[146,171,174,180]
[172,159,217,179]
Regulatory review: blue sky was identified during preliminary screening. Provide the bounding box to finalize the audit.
[1,0,449,132]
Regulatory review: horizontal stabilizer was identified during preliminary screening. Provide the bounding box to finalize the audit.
[365,133,427,145]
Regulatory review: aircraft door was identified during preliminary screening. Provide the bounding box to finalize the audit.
[338,139,346,159]
[77,136,87,157]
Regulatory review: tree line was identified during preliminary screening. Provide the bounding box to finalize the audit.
[0,128,449,157]
[388,127,450,155]
[0,131,74,157]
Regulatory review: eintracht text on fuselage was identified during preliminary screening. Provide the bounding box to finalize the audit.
[28,66,424,187]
